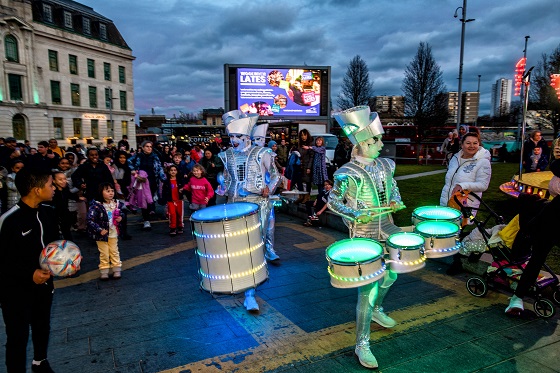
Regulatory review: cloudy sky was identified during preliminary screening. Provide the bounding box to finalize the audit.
[79,0,559,118]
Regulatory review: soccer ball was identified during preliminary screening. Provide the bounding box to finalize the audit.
[39,240,82,277]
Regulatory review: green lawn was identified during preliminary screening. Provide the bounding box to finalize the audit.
[393,164,444,177]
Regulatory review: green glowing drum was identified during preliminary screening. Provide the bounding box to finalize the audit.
[191,202,267,294]
[326,238,385,288]
[385,232,426,273]
[411,206,462,227]
[414,221,461,258]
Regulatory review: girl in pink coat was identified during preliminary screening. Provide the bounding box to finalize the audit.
[183,164,214,211]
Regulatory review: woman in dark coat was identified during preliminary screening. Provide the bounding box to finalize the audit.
[297,129,314,196]
[198,149,224,206]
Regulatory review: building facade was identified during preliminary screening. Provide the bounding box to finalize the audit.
[444,91,480,125]
[0,0,135,149]
[369,95,405,118]
[491,78,512,118]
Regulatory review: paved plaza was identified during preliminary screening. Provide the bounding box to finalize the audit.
[1,210,559,373]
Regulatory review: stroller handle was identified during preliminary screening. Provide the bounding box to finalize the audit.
[453,192,505,225]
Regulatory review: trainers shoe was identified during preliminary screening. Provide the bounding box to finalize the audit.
[32,359,55,373]
[169,230,177,237]
[371,306,396,328]
[243,295,259,311]
[143,221,151,230]
[310,214,319,220]
[265,250,280,262]
[177,228,184,234]
[354,345,378,369]
[112,271,122,279]
[303,220,313,227]
[100,272,109,281]
[505,296,524,314]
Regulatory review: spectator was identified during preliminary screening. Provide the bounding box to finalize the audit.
[160,144,173,165]
[275,138,289,167]
[51,170,84,240]
[525,146,548,173]
[161,165,186,236]
[171,152,191,180]
[304,136,328,191]
[183,164,214,212]
[498,143,509,163]
[5,159,25,212]
[297,129,314,202]
[198,149,223,206]
[26,141,59,174]
[441,132,453,166]
[303,179,333,226]
[334,137,352,169]
[523,130,549,169]
[117,135,130,151]
[48,139,65,158]
[190,145,203,163]
[71,148,114,202]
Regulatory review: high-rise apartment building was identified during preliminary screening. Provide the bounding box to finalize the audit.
[370,95,405,117]
[491,78,512,117]
[443,91,480,125]
[0,0,135,148]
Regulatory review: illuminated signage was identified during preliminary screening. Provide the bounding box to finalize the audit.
[514,57,526,96]
[551,74,560,101]
[82,113,107,120]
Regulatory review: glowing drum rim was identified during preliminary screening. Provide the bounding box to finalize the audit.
[191,202,267,294]
[385,232,426,273]
[411,206,462,227]
[326,238,386,289]
[414,221,461,258]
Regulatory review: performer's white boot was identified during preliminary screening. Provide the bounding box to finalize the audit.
[371,271,397,328]
[244,288,259,311]
[355,283,378,369]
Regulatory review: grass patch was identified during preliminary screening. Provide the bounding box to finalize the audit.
[393,164,445,177]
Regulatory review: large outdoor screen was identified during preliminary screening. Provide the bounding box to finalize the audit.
[225,64,330,118]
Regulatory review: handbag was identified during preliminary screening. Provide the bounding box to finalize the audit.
[448,190,470,227]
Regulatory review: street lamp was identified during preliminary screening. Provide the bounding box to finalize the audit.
[454,0,475,131]
[107,87,115,140]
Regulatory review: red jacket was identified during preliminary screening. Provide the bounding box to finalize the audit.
[184,176,214,204]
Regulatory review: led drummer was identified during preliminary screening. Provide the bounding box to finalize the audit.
[327,106,405,369]
[217,111,281,311]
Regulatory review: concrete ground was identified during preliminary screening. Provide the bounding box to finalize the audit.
[1,207,559,373]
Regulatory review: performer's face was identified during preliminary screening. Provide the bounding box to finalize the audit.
[230,134,250,152]
[253,136,265,147]
[358,136,383,159]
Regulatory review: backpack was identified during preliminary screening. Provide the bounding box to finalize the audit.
[285,152,301,180]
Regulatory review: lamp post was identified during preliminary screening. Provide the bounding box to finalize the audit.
[107,87,114,140]
[454,0,475,131]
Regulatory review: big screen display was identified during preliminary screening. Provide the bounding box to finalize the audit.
[236,67,323,117]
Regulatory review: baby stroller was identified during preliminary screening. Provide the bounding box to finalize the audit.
[455,192,560,318]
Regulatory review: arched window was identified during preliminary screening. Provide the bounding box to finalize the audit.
[12,114,26,139]
[5,35,19,62]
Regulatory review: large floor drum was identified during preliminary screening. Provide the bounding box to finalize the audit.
[191,202,267,294]
[414,221,461,258]
[412,206,462,227]
[385,232,426,273]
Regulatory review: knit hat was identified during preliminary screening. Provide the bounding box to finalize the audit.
[267,140,277,148]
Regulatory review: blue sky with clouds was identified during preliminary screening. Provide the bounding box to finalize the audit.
[79,0,559,118]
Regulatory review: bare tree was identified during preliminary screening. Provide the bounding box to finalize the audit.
[401,42,447,130]
[337,55,374,110]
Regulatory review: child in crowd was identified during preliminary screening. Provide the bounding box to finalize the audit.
[171,152,192,180]
[52,170,85,240]
[304,179,333,227]
[183,164,214,212]
[103,154,122,195]
[6,159,24,210]
[87,182,124,280]
[526,146,548,173]
[161,165,186,236]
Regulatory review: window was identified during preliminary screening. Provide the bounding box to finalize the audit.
[121,120,128,138]
[69,55,78,75]
[107,120,114,138]
[99,23,107,40]
[53,118,64,139]
[91,119,99,139]
[12,114,26,139]
[89,86,97,108]
[87,58,95,78]
[73,118,82,137]
[119,90,127,110]
[104,62,111,81]
[105,88,112,109]
[48,50,58,71]
[43,4,53,22]
[83,17,91,35]
[118,66,125,83]
[50,81,61,104]
[8,74,22,101]
[64,11,73,29]
[71,83,80,106]
[5,35,19,62]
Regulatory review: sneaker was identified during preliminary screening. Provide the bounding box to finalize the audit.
[371,306,396,328]
[100,272,109,281]
[265,250,280,262]
[169,230,177,237]
[112,271,122,280]
[354,345,378,369]
[243,295,259,311]
[310,214,319,220]
[505,295,524,314]
[32,360,55,373]
[177,227,184,234]
[143,221,151,230]
[303,220,313,227]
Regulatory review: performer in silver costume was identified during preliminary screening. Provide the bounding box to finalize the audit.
[327,106,405,369]
[217,111,281,311]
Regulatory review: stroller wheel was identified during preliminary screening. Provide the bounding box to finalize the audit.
[533,298,556,318]
[466,276,488,297]
[552,289,560,305]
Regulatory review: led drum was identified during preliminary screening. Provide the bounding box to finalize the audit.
[191,202,267,294]
[385,232,426,273]
[326,238,386,288]
[411,206,462,227]
[414,221,461,258]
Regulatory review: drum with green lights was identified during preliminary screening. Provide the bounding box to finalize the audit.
[326,238,385,288]
[412,206,462,227]
[191,202,267,294]
[414,221,461,258]
[385,232,426,273]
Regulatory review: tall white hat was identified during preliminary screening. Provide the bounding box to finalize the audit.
[226,115,259,136]
[222,110,246,125]
[251,122,269,139]
[333,106,384,145]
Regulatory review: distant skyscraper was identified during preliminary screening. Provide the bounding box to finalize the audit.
[441,92,480,125]
[369,96,405,117]
[491,78,512,117]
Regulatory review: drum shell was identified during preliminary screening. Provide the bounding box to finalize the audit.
[414,222,460,258]
[326,239,385,289]
[193,206,267,294]
[385,233,426,274]
[411,206,462,227]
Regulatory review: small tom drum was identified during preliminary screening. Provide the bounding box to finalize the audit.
[191,202,267,294]
[412,206,462,227]
[326,238,385,288]
[385,232,426,273]
[414,221,461,258]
